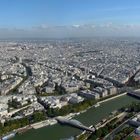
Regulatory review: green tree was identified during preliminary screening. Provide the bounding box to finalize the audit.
[101,127,109,137]
[96,129,102,138]
[32,111,46,122]
[89,134,97,140]
[114,135,121,140]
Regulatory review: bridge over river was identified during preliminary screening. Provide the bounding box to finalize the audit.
[12,95,140,140]
[56,116,95,133]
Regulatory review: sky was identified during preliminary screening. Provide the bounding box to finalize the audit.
[0,0,140,38]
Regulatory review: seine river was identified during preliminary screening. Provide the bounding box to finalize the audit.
[12,95,140,140]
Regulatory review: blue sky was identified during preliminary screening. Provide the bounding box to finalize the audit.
[0,0,140,37]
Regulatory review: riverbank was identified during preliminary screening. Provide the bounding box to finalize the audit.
[30,89,140,130]
[9,91,137,139]
[30,93,127,130]
[76,112,126,139]
[12,95,140,140]
[98,92,127,104]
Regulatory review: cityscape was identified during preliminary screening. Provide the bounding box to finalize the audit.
[0,38,140,140]
[1,0,140,140]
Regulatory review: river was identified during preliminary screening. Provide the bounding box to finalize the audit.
[12,95,140,140]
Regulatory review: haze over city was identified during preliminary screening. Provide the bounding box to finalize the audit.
[0,0,140,38]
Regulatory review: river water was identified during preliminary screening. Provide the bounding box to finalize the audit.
[12,95,140,140]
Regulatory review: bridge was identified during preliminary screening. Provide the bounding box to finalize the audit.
[127,91,140,99]
[56,117,95,133]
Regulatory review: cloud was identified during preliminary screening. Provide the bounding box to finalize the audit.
[32,24,49,30]
[72,24,81,28]
[1,23,140,38]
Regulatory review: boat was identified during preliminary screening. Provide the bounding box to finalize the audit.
[94,103,100,108]
[2,132,16,140]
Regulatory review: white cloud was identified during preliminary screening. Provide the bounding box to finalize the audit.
[1,23,140,38]
[72,24,81,28]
